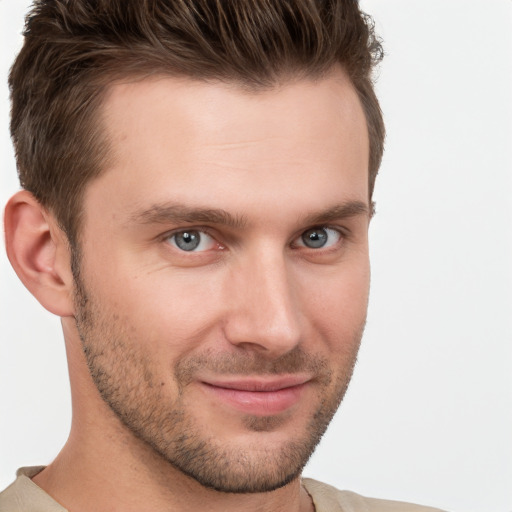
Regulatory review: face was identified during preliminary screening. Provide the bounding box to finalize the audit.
[73,69,370,493]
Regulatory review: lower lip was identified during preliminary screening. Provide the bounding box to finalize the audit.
[201,383,307,415]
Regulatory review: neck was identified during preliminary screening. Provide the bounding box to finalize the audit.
[33,325,314,512]
[33,433,313,512]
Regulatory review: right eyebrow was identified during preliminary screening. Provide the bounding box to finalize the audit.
[129,202,248,229]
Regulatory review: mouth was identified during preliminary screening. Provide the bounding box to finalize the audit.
[199,376,311,416]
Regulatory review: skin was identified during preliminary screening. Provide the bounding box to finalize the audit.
[4,67,370,512]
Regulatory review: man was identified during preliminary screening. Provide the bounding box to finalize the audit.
[0,1,445,511]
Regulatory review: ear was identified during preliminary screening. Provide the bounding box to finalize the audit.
[4,190,75,317]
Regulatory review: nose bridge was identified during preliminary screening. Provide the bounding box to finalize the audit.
[224,245,302,354]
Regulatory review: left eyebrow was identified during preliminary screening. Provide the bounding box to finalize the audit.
[300,200,371,226]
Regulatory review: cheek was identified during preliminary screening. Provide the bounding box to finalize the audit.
[298,260,370,346]
[90,262,226,352]
[83,235,369,361]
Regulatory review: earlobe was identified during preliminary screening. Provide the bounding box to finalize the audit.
[4,190,75,317]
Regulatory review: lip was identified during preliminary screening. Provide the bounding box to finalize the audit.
[199,375,311,416]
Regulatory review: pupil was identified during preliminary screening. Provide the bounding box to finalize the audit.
[302,228,328,248]
[175,231,200,251]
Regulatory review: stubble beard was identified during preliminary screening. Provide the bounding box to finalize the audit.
[72,260,363,493]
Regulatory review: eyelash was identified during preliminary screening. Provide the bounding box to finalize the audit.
[292,226,345,250]
[162,225,347,254]
[164,228,222,253]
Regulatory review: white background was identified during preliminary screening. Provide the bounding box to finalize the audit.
[1,1,511,511]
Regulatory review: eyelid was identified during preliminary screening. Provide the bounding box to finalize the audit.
[161,227,223,252]
[292,225,346,249]
[158,224,348,251]
[160,225,213,240]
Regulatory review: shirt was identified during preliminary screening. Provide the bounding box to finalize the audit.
[0,467,447,512]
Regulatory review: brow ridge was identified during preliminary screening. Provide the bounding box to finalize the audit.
[130,203,248,229]
[130,199,369,231]
[301,200,370,225]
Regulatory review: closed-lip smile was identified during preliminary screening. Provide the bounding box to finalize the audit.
[199,375,311,415]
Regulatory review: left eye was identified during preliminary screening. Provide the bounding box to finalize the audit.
[297,227,342,249]
[168,230,217,252]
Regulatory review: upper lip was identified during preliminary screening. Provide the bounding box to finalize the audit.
[201,375,311,392]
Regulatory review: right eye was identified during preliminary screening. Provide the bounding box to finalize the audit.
[167,230,217,252]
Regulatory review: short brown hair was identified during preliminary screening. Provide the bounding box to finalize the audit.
[9,0,384,246]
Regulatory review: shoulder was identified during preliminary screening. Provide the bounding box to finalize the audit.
[0,467,67,512]
[302,478,448,512]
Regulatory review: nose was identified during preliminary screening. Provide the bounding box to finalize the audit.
[222,248,303,357]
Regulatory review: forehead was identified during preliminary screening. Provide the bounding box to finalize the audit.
[86,69,369,223]
[102,70,367,155]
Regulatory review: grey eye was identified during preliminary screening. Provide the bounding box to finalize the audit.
[167,230,218,253]
[299,227,341,249]
[174,231,200,251]
[170,230,217,252]
[301,228,328,248]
